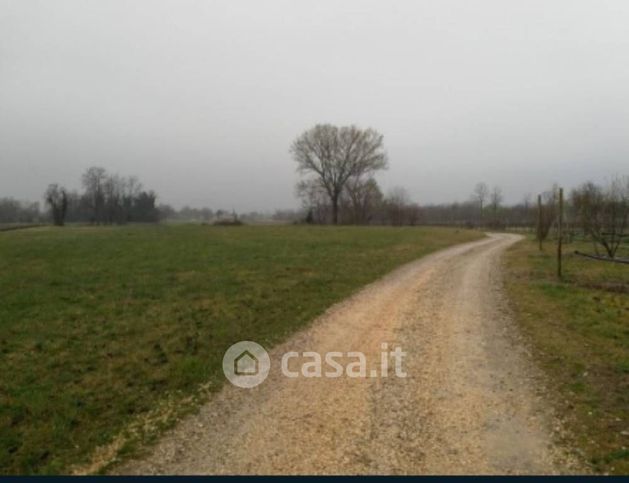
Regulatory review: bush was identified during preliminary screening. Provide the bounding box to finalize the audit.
[212,219,244,226]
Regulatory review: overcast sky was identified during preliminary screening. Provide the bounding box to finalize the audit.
[1,0,628,211]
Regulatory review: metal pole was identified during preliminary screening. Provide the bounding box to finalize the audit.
[537,194,542,251]
[557,188,563,278]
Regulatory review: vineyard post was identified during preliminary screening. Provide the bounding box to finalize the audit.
[537,194,542,251]
[557,187,563,278]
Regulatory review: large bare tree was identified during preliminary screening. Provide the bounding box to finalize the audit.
[291,124,388,224]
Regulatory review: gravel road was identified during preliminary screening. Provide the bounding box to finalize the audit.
[115,233,580,475]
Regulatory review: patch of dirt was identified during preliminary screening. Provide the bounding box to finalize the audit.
[113,234,582,475]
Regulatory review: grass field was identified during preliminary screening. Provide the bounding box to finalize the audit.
[504,237,629,474]
[0,224,482,474]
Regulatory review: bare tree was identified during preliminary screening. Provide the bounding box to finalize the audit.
[537,185,559,249]
[82,166,107,224]
[571,177,629,258]
[490,186,503,215]
[44,184,68,226]
[385,187,411,226]
[406,202,422,226]
[296,178,330,223]
[344,176,383,224]
[103,173,123,224]
[0,198,40,223]
[80,167,159,224]
[472,182,489,223]
[291,124,388,224]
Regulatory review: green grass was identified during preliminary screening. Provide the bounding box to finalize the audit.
[0,224,482,474]
[504,237,629,474]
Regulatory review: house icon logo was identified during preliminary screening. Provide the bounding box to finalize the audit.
[234,350,258,376]
[223,341,270,388]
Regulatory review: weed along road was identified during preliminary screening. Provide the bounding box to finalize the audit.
[116,233,580,475]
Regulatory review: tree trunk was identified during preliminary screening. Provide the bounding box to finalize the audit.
[331,198,339,224]
[479,201,483,225]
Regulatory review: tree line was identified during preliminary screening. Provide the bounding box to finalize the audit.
[0,198,40,224]
[2,124,626,249]
[290,124,506,227]
[291,125,628,258]
[44,167,160,226]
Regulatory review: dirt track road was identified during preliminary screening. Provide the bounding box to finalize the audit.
[116,233,580,475]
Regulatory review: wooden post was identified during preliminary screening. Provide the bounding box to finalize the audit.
[557,187,563,278]
[537,194,542,250]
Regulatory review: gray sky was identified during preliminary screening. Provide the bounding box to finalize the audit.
[1,0,628,211]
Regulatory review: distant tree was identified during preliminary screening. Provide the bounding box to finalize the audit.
[472,182,490,224]
[409,203,423,225]
[344,176,383,224]
[296,178,330,224]
[132,190,159,222]
[0,198,40,223]
[64,191,91,222]
[44,184,68,226]
[385,187,411,226]
[571,177,629,258]
[79,167,161,224]
[485,185,504,228]
[157,203,176,221]
[103,173,124,224]
[537,185,559,249]
[521,193,534,227]
[121,176,142,223]
[82,167,107,224]
[291,124,388,224]
[490,186,503,215]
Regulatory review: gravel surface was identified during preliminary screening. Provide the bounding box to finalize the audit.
[114,233,581,475]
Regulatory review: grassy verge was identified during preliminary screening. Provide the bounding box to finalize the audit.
[0,224,482,474]
[504,237,629,474]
